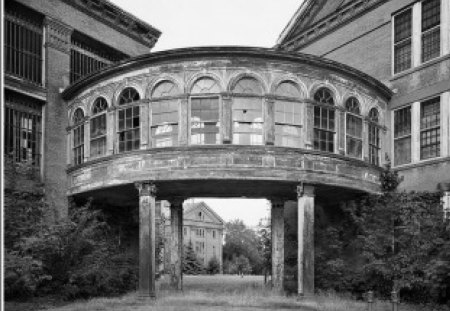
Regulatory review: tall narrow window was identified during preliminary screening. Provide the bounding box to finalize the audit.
[90,97,107,157]
[274,81,302,147]
[190,78,220,145]
[345,97,363,158]
[4,90,42,172]
[421,0,441,62]
[393,8,412,74]
[394,106,412,165]
[232,78,264,145]
[313,88,335,152]
[118,88,140,152]
[72,108,85,165]
[368,108,381,166]
[151,81,180,147]
[420,97,440,159]
[4,2,43,85]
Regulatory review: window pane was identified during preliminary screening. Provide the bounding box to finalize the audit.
[422,28,440,62]
[191,78,221,94]
[420,97,440,159]
[394,136,411,165]
[191,97,220,145]
[394,106,411,138]
[232,78,263,95]
[394,39,412,73]
[394,8,412,43]
[275,81,301,98]
[422,0,440,31]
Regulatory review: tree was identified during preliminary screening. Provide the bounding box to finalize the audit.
[257,219,271,282]
[223,219,263,274]
[206,257,220,275]
[183,242,204,275]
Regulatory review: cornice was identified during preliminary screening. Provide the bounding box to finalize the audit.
[59,0,161,49]
[279,0,389,51]
[62,46,393,102]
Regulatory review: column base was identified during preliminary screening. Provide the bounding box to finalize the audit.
[138,292,156,300]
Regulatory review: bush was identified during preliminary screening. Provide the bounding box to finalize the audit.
[206,257,220,275]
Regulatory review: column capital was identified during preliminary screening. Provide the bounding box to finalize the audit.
[135,181,157,197]
[169,198,185,208]
[296,183,315,198]
[270,199,285,209]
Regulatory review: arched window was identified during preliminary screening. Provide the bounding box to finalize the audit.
[313,88,335,152]
[368,108,381,165]
[345,97,363,158]
[190,78,220,145]
[117,87,140,152]
[274,81,302,147]
[232,77,263,145]
[90,97,107,157]
[72,108,84,165]
[151,81,180,147]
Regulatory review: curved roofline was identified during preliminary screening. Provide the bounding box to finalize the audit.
[62,46,393,100]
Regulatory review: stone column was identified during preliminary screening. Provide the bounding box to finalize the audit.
[338,108,345,155]
[83,120,90,162]
[304,103,314,150]
[170,198,184,290]
[140,101,149,150]
[43,17,73,220]
[135,182,157,299]
[297,184,315,297]
[362,119,369,162]
[271,200,284,292]
[221,93,232,144]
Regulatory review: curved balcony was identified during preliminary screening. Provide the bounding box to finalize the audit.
[63,46,392,203]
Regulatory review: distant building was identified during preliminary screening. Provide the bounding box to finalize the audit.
[164,201,224,271]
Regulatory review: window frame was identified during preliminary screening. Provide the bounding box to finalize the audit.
[368,108,382,166]
[420,96,441,160]
[393,105,412,166]
[116,88,141,153]
[190,95,221,145]
[72,108,85,166]
[312,87,336,153]
[345,97,363,159]
[231,77,265,146]
[90,97,108,158]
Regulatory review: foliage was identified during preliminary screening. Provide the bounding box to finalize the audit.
[315,191,450,304]
[380,159,402,192]
[183,242,205,275]
[223,219,263,274]
[223,255,252,275]
[206,257,221,275]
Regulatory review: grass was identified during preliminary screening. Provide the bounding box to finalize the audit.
[5,275,450,311]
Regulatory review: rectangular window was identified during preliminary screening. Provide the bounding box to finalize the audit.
[151,100,178,147]
[393,8,412,74]
[4,3,43,85]
[369,124,380,166]
[4,90,42,173]
[73,124,84,165]
[118,106,140,152]
[394,106,412,165]
[346,114,363,158]
[191,97,220,145]
[420,97,440,159]
[233,98,263,145]
[421,0,441,62]
[212,230,216,238]
[313,106,335,152]
[274,100,302,148]
[90,114,106,157]
[70,32,126,84]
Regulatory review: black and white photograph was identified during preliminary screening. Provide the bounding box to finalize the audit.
[2,0,450,310]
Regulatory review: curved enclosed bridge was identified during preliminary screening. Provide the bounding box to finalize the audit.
[62,46,392,298]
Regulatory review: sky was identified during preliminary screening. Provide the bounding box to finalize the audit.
[109,0,302,227]
[110,0,301,52]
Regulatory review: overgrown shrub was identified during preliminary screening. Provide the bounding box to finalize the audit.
[206,257,220,275]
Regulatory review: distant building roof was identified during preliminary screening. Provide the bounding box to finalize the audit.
[60,0,161,49]
[184,202,225,225]
[277,0,387,50]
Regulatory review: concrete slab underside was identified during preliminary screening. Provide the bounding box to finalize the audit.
[72,179,368,207]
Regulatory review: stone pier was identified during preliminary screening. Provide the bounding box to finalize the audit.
[271,200,285,291]
[170,199,184,290]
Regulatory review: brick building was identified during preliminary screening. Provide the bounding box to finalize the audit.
[3,0,160,218]
[277,0,450,193]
